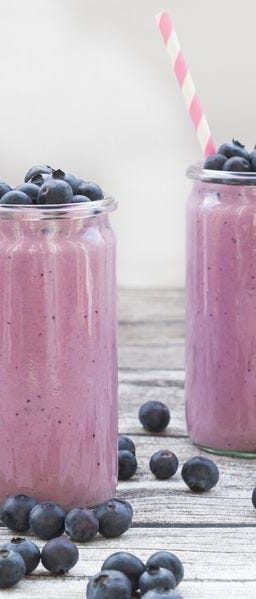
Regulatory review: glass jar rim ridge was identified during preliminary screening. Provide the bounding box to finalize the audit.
[186,162,256,185]
[0,194,117,220]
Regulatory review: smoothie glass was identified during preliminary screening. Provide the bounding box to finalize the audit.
[186,164,256,457]
[0,196,118,508]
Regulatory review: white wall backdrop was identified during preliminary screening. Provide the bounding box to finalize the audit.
[0,0,255,286]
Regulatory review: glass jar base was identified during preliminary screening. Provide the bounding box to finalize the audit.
[197,444,256,459]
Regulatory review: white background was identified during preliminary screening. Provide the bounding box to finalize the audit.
[0,0,255,286]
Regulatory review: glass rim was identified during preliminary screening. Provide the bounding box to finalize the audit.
[0,194,117,219]
[186,162,256,184]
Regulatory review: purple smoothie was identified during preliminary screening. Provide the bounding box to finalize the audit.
[186,168,256,455]
[0,201,118,508]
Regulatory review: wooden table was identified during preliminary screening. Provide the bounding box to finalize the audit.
[1,289,256,598]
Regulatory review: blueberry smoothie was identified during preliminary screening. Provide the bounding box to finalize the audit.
[0,166,118,507]
[186,142,256,455]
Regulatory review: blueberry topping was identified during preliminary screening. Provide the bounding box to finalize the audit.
[0,191,33,205]
[86,569,132,598]
[24,164,52,183]
[52,169,80,194]
[94,498,133,538]
[1,537,40,574]
[118,435,136,455]
[29,502,66,540]
[139,401,170,433]
[181,456,219,492]
[149,450,178,480]
[204,154,226,170]
[223,157,251,172]
[41,537,79,574]
[146,552,184,586]
[65,508,99,542]
[0,182,12,199]
[141,590,183,598]
[102,552,145,592]
[30,173,52,187]
[218,140,250,160]
[0,549,26,588]
[1,494,36,532]
[118,450,138,481]
[77,181,104,201]
[72,194,91,203]
[251,487,256,509]
[139,566,176,594]
[16,183,40,203]
[38,179,73,205]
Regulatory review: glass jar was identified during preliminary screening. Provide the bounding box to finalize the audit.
[186,165,256,457]
[0,196,118,508]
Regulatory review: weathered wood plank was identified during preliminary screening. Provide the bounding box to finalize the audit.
[118,288,185,323]
[119,343,185,370]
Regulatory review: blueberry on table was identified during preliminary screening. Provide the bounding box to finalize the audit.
[218,140,250,161]
[24,164,52,183]
[94,498,133,538]
[52,169,80,194]
[141,590,183,598]
[139,566,176,594]
[118,435,136,455]
[0,182,12,199]
[1,537,40,574]
[65,508,99,542]
[16,183,40,203]
[181,456,219,492]
[139,401,170,433]
[77,181,104,201]
[38,179,73,204]
[204,154,226,170]
[102,551,145,593]
[72,194,91,203]
[41,537,78,574]
[146,552,184,586]
[0,190,33,205]
[1,494,36,532]
[29,502,66,540]
[149,450,178,480]
[118,450,138,481]
[0,548,26,588]
[223,157,251,172]
[251,487,256,509]
[86,569,132,598]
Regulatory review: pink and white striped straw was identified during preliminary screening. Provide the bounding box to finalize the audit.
[157,12,216,159]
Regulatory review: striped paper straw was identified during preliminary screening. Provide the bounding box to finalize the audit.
[157,12,216,159]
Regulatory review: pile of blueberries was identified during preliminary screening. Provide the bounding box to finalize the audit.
[204,139,256,173]
[0,164,104,205]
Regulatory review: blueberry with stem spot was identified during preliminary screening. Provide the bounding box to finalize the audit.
[38,179,73,204]
[139,566,176,594]
[149,450,178,480]
[181,456,219,492]
[29,502,66,540]
[94,498,133,538]
[218,140,250,161]
[1,494,37,532]
[146,551,184,586]
[1,538,40,574]
[24,164,52,183]
[41,537,78,574]
[0,549,26,588]
[102,551,145,592]
[86,569,132,598]
[52,169,80,194]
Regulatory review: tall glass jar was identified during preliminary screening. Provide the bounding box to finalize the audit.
[186,165,256,457]
[0,197,118,508]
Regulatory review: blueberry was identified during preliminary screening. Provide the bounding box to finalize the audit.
[250,151,256,172]
[223,157,251,172]
[30,173,52,187]
[94,498,133,538]
[118,450,138,481]
[0,190,33,205]
[181,456,219,492]
[1,494,36,532]
[77,181,104,201]
[102,552,145,592]
[1,537,40,574]
[0,548,26,588]
[139,566,176,594]
[251,487,256,509]
[118,435,136,455]
[204,154,226,170]
[41,537,79,574]
[146,552,184,586]
[0,182,12,199]
[72,194,91,203]
[149,450,178,480]
[52,169,80,194]
[16,183,39,203]
[38,179,73,205]
[141,590,183,598]
[218,140,250,160]
[24,164,52,183]
[29,502,66,540]
[86,569,132,598]
[139,401,170,433]
[65,508,99,542]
